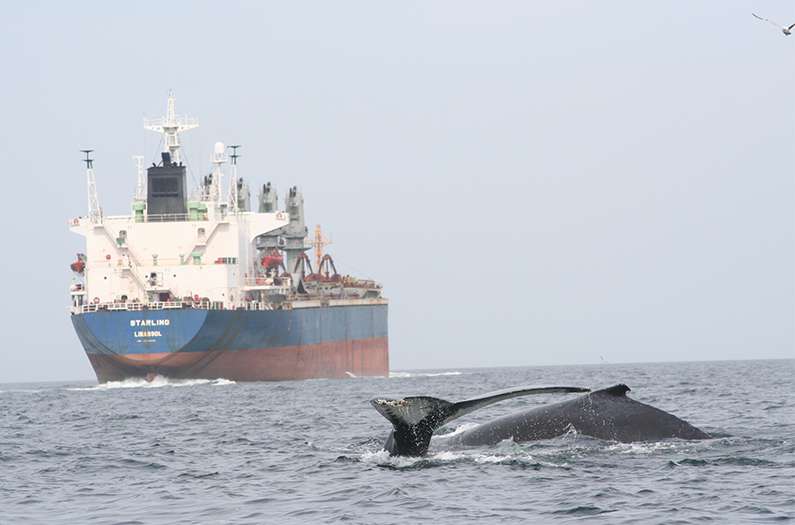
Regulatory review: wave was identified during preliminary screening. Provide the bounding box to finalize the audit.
[67,376,236,391]
[389,371,464,378]
[668,456,778,468]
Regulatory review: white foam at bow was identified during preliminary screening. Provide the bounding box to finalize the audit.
[67,376,236,391]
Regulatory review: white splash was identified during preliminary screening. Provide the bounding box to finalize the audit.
[68,376,235,391]
[361,449,416,467]
[432,451,467,461]
[474,454,514,464]
[604,441,682,454]
[360,447,559,468]
[360,449,470,468]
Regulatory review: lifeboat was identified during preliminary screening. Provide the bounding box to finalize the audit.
[261,249,284,270]
[70,253,86,274]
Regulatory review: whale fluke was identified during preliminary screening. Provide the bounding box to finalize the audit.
[371,386,589,456]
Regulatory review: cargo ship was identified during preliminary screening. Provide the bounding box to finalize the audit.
[68,94,388,382]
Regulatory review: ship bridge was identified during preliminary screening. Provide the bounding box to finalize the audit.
[69,94,293,311]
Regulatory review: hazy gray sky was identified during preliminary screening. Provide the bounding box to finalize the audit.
[1,1,793,382]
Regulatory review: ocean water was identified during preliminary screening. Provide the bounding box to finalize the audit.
[1,359,793,524]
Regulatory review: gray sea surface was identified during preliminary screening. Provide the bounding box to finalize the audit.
[1,359,793,524]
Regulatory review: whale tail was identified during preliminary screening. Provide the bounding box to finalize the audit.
[371,385,589,456]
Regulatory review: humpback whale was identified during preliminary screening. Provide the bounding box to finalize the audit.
[371,384,710,456]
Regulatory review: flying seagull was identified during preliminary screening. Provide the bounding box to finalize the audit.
[753,13,795,35]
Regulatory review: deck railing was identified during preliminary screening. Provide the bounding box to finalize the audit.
[77,301,212,314]
[74,299,288,314]
[104,213,210,223]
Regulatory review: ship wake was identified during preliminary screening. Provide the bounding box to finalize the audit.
[68,376,236,391]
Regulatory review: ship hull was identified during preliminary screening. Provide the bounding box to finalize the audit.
[71,303,388,382]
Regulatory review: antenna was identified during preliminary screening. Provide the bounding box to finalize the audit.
[81,149,94,169]
[81,149,102,223]
[228,145,241,211]
[229,144,241,165]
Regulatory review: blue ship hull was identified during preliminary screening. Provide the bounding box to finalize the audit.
[71,303,389,382]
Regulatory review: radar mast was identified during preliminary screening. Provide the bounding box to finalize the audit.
[143,91,198,165]
[229,144,241,212]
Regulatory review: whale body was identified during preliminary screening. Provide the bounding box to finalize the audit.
[371,384,710,457]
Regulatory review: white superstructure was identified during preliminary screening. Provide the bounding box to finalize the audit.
[69,207,290,309]
[69,94,291,312]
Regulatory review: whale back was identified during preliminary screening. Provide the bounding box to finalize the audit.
[371,386,590,456]
[443,384,710,447]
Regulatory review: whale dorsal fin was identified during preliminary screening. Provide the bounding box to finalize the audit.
[371,386,589,456]
[595,384,631,397]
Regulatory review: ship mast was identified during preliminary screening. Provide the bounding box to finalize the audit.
[229,144,241,212]
[81,149,102,223]
[209,142,227,202]
[143,91,198,165]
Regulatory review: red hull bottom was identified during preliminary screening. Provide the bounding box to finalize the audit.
[87,337,389,383]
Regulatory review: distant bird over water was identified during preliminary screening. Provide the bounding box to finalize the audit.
[752,13,795,35]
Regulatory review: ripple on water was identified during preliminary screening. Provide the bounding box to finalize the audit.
[550,505,617,517]
[0,359,793,524]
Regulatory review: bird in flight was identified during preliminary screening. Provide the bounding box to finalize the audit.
[752,13,795,35]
